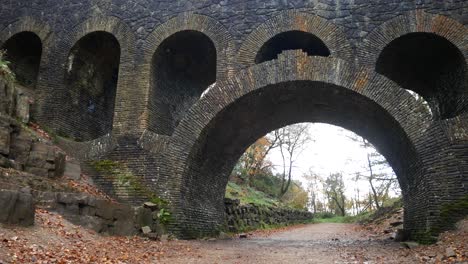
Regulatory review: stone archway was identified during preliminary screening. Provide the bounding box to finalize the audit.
[33,16,136,140]
[360,10,468,120]
[0,17,54,120]
[138,13,235,137]
[160,52,460,241]
[148,30,217,136]
[238,10,354,68]
[1,32,42,89]
[61,31,121,142]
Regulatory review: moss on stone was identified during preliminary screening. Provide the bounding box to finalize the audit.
[415,195,468,244]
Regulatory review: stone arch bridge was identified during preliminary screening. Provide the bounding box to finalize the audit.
[0,1,467,240]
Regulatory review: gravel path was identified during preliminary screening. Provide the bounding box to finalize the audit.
[163,223,415,264]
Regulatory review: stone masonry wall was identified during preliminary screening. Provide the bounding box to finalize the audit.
[0,0,466,241]
[0,1,466,137]
[223,198,313,233]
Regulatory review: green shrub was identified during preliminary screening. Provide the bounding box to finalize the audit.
[157,208,172,225]
[0,50,15,84]
[314,212,335,219]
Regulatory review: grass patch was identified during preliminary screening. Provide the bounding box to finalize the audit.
[225,181,280,207]
[314,212,373,224]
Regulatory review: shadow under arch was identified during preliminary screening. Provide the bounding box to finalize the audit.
[139,13,235,136]
[164,54,437,239]
[34,16,136,141]
[255,30,331,64]
[148,30,217,136]
[63,31,121,142]
[1,31,42,89]
[360,10,468,120]
[0,17,54,119]
[376,32,466,120]
[238,10,354,68]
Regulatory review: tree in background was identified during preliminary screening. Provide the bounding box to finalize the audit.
[303,168,322,214]
[348,136,399,211]
[229,124,311,210]
[281,181,309,210]
[323,172,346,216]
[232,135,279,186]
[274,123,312,197]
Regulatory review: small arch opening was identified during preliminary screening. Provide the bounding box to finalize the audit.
[149,30,216,135]
[1,32,42,89]
[376,32,467,119]
[63,31,120,141]
[255,30,330,64]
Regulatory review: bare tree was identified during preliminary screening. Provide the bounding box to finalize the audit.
[252,132,281,175]
[272,123,312,197]
[303,168,322,214]
[348,135,399,210]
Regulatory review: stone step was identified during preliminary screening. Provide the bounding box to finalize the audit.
[64,159,81,180]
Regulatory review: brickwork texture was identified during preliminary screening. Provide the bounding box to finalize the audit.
[0,0,466,241]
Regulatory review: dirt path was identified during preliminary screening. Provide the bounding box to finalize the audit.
[1,211,466,263]
[164,223,412,264]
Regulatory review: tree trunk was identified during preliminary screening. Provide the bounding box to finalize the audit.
[367,153,381,209]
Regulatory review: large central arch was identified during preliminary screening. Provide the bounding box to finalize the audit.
[161,51,458,240]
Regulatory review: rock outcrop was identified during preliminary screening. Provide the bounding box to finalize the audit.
[33,191,165,236]
[0,189,35,226]
[0,115,65,178]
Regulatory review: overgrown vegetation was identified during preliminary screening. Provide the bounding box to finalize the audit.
[92,160,173,227]
[415,195,468,244]
[313,211,373,223]
[225,181,279,207]
[227,174,308,209]
[228,125,310,210]
[92,160,154,198]
[0,49,15,84]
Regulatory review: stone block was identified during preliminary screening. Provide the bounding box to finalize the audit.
[0,189,35,226]
[26,151,48,169]
[142,226,152,234]
[14,91,32,123]
[9,131,32,164]
[53,151,66,178]
[24,166,49,177]
[31,142,50,153]
[57,192,89,205]
[113,204,134,221]
[95,200,115,220]
[0,125,11,155]
[64,160,81,180]
[143,201,159,211]
[66,215,105,233]
[112,219,137,236]
[134,206,153,228]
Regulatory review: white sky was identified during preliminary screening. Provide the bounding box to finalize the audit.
[267,123,398,200]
